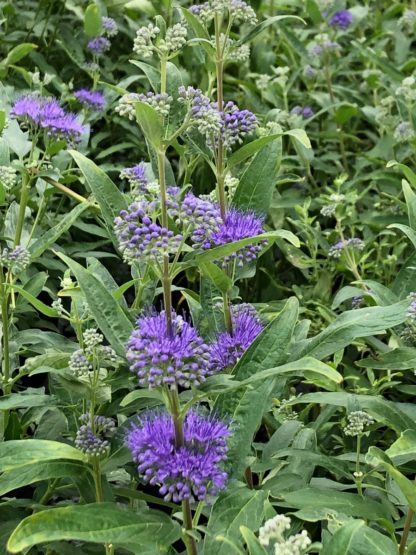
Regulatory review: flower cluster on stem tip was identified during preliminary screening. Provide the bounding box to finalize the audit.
[114,201,183,264]
[69,328,117,377]
[328,237,365,259]
[126,409,230,503]
[75,413,116,457]
[0,245,30,274]
[0,166,17,188]
[329,10,353,30]
[344,410,374,437]
[11,94,84,143]
[210,304,264,371]
[127,310,212,388]
[74,89,105,111]
[407,292,416,321]
[133,22,187,59]
[259,514,312,554]
[120,163,149,193]
[190,0,257,26]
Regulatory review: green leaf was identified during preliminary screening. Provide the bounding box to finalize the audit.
[1,43,37,67]
[281,488,391,520]
[285,128,311,149]
[8,285,58,317]
[285,392,416,433]
[204,488,267,555]
[232,136,282,212]
[306,0,323,24]
[57,253,133,356]
[239,527,268,555]
[388,223,416,249]
[357,347,416,370]
[386,160,416,189]
[402,179,416,230]
[237,15,305,45]
[84,3,102,37]
[199,262,232,294]
[0,460,87,496]
[0,439,83,472]
[29,203,89,258]
[386,430,416,465]
[290,300,410,361]
[7,503,181,553]
[196,230,299,265]
[215,298,299,478]
[69,150,127,248]
[129,60,160,92]
[353,42,403,82]
[321,520,398,555]
[227,134,282,167]
[0,393,55,411]
[367,447,416,512]
[241,356,342,390]
[135,101,164,149]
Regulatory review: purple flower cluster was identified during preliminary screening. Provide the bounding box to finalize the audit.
[126,410,230,502]
[11,95,84,143]
[328,237,365,259]
[114,201,183,263]
[220,101,257,148]
[210,305,264,371]
[75,414,116,457]
[120,163,149,192]
[196,208,266,267]
[74,89,105,111]
[330,10,353,29]
[169,191,222,242]
[291,105,314,119]
[407,292,416,321]
[87,36,111,55]
[102,16,118,37]
[126,310,212,388]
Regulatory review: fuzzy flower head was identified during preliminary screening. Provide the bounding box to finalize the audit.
[11,95,84,143]
[329,10,353,29]
[126,409,230,502]
[195,208,266,267]
[220,101,257,148]
[74,89,105,111]
[102,17,118,37]
[127,310,212,388]
[75,414,116,458]
[114,200,183,264]
[394,121,415,143]
[0,245,30,274]
[120,163,149,193]
[210,304,264,371]
[328,237,365,259]
[87,37,111,55]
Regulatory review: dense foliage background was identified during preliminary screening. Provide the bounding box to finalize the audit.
[1,0,416,554]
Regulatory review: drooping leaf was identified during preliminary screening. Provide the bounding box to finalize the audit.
[7,503,181,553]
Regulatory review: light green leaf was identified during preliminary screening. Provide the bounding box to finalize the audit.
[84,3,102,37]
[7,503,181,553]
[290,300,409,361]
[204,488,266,555]
[0,460,87,496]
[8,285,58,317]
[321,519,398,555]
[237,15,305,45]
[57,253,133,356]
[135,101,164,149]
[199,262,232,294]
[357,347,416,370]
[239,527,268,555]
[1,43,37,67]
[29,203,89,258]
[0,439,83,472]
[281,488,391,520]
[196,230,299,265]
[69,150,127,248]
[388,223,416,250]
[232,136,282,212]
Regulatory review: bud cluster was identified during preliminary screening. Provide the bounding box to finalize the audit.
[258,514,312,554]
[0,245,30,274]
[69,328,117,377]
[0,166,17,189]
[344,410,374,437]
[75,413,116,458]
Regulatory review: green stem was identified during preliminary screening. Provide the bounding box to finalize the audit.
[93,457,103,502]
[160,56,167,95]
[169,389,197,555]
[400,506,414,555]
[0,266,11,396]
[14,173,31,246]
[43,176,89,205]
[355,434,363,497]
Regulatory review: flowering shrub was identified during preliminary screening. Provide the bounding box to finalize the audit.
[0,1,416,554]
